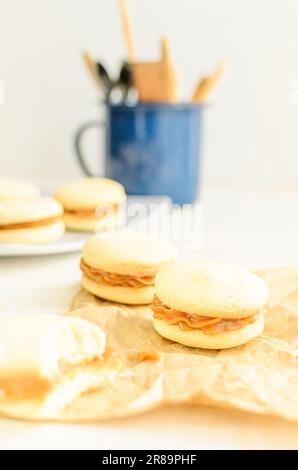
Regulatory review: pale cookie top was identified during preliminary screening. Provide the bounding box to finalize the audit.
[54,177,125,209]
[0,178,40,201]
[0,198,63,224]
[155,260,269,319]
[82,232,177,276]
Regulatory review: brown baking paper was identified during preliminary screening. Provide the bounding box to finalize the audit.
[53,267,298,422]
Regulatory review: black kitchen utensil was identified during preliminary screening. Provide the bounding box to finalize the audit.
[95,62,113,95]
[118,62,134,99]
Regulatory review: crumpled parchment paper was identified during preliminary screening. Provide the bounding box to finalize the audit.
[56,267,298,422]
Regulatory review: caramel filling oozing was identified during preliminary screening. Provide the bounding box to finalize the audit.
[151,296,257,335]
[127,351,160,362]
[0,375,51,401]
[80,258,154,288]
[0,350,120,402]
[0,215,62,231]
[64,203,118,218]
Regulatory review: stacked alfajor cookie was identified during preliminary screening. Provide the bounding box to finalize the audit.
[54,177,126,232]
[0,177,65,244]
[0,198,64,244]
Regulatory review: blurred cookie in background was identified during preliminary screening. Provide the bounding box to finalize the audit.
[0,177,40,201]
[0,197,64,244]
[54,177,126,232]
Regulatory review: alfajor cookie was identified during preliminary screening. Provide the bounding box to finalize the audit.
[0,197,65,244]
[152,260,269,349]
[0,314,120,420]
[80,232,177,304]
[54,177,125,232]
[0,177,40,201]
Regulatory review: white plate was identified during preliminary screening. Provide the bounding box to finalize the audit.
[0,196,172,257]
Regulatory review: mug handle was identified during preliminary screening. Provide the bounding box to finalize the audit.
[74,120,106,176]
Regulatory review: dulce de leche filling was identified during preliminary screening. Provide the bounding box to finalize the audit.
[0,215,62,231]
[80,258,154,288]
[151,296,257,335]
[64,203,118,218]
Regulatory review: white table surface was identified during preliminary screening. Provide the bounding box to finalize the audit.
[1,185,298,450]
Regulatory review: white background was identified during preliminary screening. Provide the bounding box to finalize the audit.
[1,0,298,186]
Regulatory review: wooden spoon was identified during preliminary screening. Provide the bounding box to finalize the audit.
[132,37,177,102]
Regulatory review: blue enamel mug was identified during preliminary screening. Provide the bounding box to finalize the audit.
[74,102,203,204]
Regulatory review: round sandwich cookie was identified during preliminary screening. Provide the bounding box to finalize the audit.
[0,177,40,201]
[152,260,269,349]
[0,197,65,244]
[80,231,177,304]
[54,177,126,232]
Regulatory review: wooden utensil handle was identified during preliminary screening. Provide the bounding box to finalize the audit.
[161,37,170,63]
[118,0,135,62]
[192,60,226,102]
